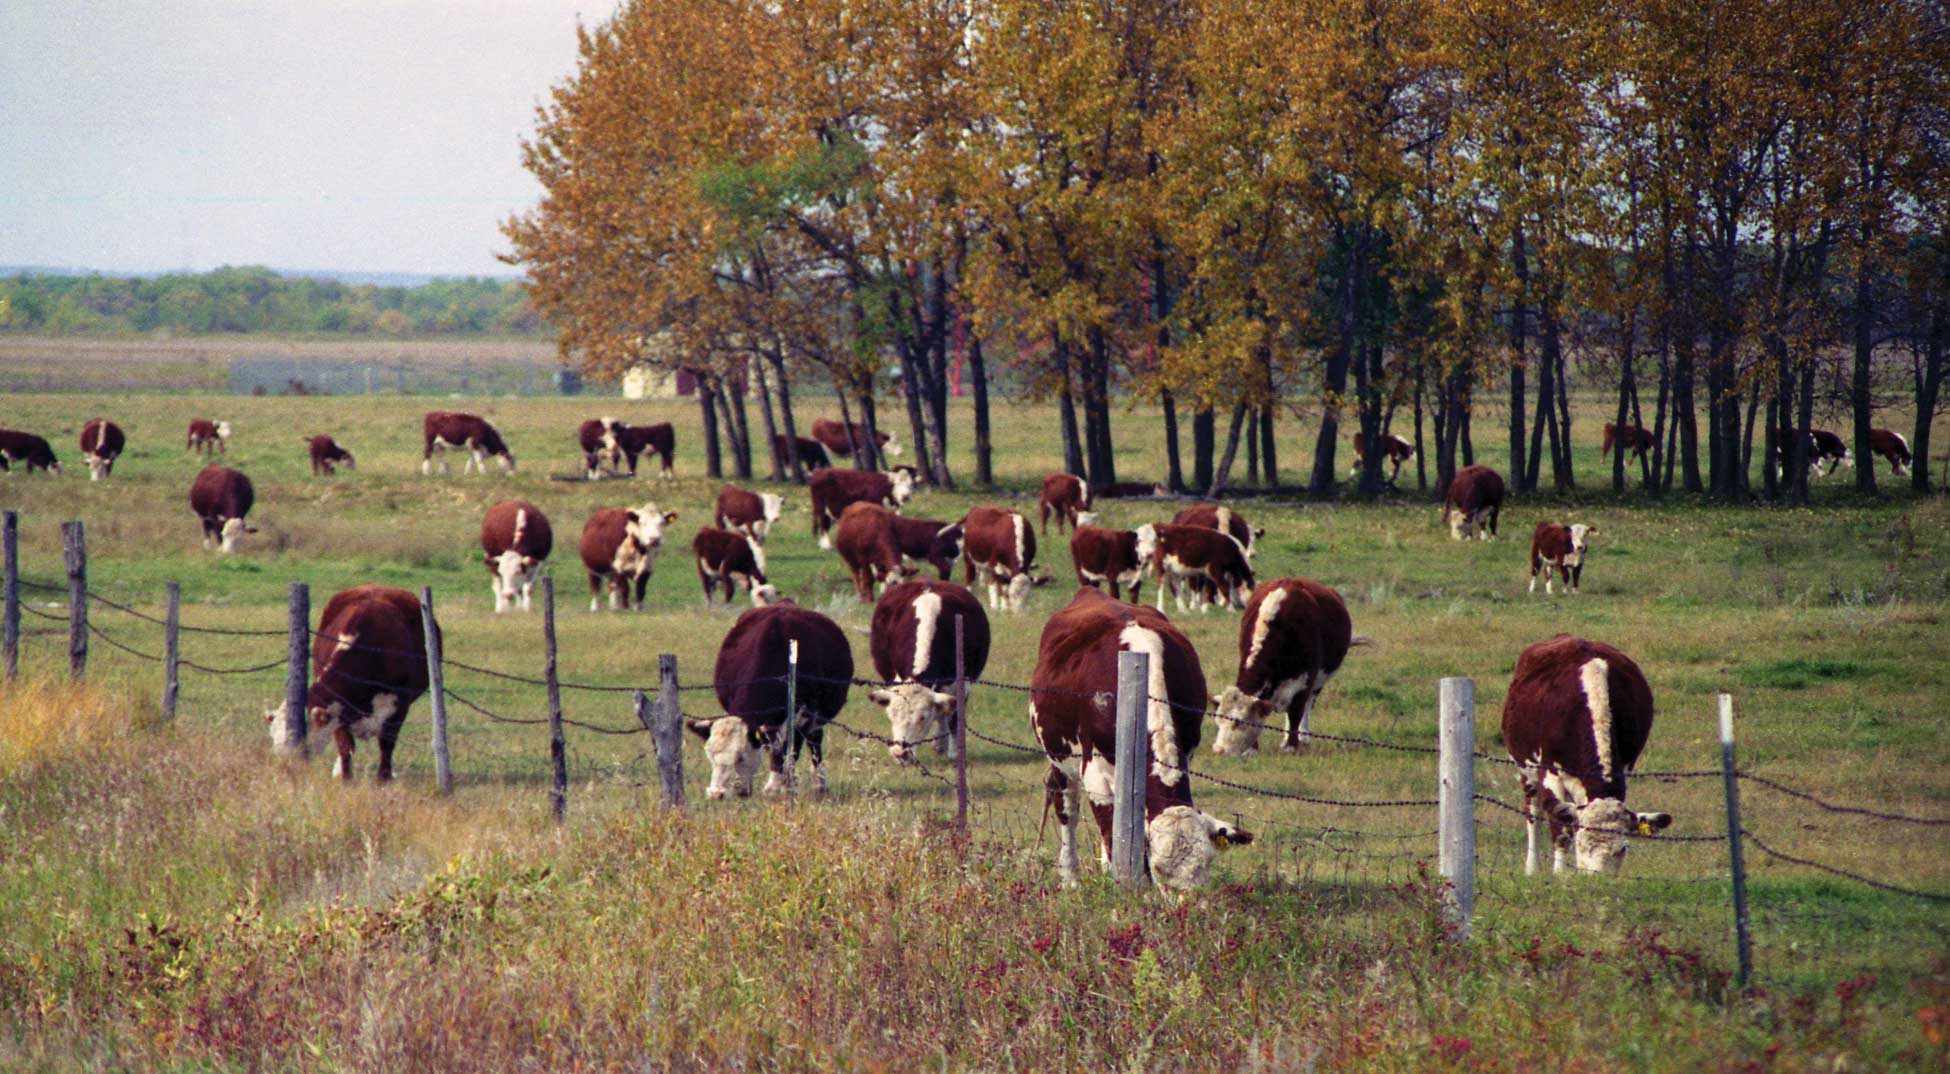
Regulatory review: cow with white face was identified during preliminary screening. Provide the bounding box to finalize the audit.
[960,506,1052,612]
[715,484,786,543]
[694,601,853,799]
[1211,578,1352,756]
[480,500,552,613]
[264,584,428,781]
[579,502,678,611]
[1529,522,1596,595]
[686,716,766,799]
[868,579,990,765]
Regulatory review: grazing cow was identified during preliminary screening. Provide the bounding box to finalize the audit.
[834,503,922,601]
[186,419,230,456]
[960,506,1052,612]
[1868,428,1913,476]
[1529,522,1597,595]
[78,419,124,480]
[868,579,990,764]
[0,430,60,474]
[264,584,428,781]
[887,515,964,580]
[1775,426,1850,477]
[577,418,621,478]
[479,500,552,613]
[578,503,678,611]
[1442,465,1505,540]
[1170,503,1264,559]
[1039,472,1094,534]
[188,465,257,552]
[1600,423,1654,464]
[688,601,852,798]
[810,418,901,463]
[1503,634,1671,875]
[1092,481,1171,499]
[578,417,676,480]
[1149,524,1255,613]
[1030,586,1253,889]
[715,485,787,542]
[307,434,355,476]
[693,526,776,607]
[1069,524,1157,603]
[1350,430,1415,482]
[1212,579,1353,755]
[423,412,515,475]
[773,434,834,473]
[809,466,917,550]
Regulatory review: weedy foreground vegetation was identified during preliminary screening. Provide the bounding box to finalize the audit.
[2,384,1948,1071]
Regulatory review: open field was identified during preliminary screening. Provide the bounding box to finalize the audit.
[2,385,1949,1071]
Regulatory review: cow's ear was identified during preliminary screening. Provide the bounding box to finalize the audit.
[685,718,716,740]
[930,690,955,707]
[1635,811,1672,834]
[869,689,893,707]
[664,511,679,524]
[1032,573,1055,588]
[1549,800,1578,825]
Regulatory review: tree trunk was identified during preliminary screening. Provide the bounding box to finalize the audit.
[1083,327,1116,488]
[1550,306,1574,490]
[1244,409,1260,484]
[1193,406,1215,489]
[1313,266,1355,497]
[970,337,993,488]
[1162,390,1185,492]
[1460,391,1474,466]
[1209,403,1250,497]
[898,339,936,483]
[1413,364,1427,493]
[768,353,807,484]
[1525,341,1550,492]
[698,379,722,479]
[754,360,784,482]
[1055,339,1085,478]
[1913,308,1944,494]
[1613,310,1636,494]
[1852,265,1879,494]
[1509,222,1530,489]
[1260,404,1279,489]
[713,379,749,481]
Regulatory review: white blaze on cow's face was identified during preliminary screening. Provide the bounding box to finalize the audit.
[1210,686,1268,756]
[1003,572,1036,612]
[871,684,957,764]
[750,584,782,607]
[218,517,255,554]
[758,493,784,537]
[1133,524,1159,566]
[1147,806,1252,891]
[1566,524,1594,566]
[889,468,917,507]
[1074,510,1100,528]
[492,550,538,613]
[1567,798,1672,874]
[215,421,232,442]
[881,435,904,457]
[691,717,762,799]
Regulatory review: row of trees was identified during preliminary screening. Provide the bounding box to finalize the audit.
[506,0,1949,497]
[0,267,547,337]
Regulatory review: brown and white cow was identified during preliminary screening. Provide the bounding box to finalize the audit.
[188,465,257,552]
[1170,503,1264,559]
[1869,428,1913,476]
[693,526,777,607]
[960,506,1052,612]
[1038,472,1094,534]
[687,601,853,798]
[307,434,355,476]
[578,503,678,611]
[1069,523,1157,603]
[809,466,917,550]
[1529,522,1597,595]
[78,419,125,480]
[186,418,230,456]
[715,484,787,543]
[480,500,552,612]
[887,515,964,580]
[810,419,901,464]
[1030,586,1253,889]
[1351,430,1415,483]
[0,430,61,475]
[424,412,515,475]
[1211,579,1353,755]
[1442,464,1505,540]
[578,417,675,480]
[1601,423,1654,464]
[774,434,834,473]
[1775,426,1850,477]
[264,584,428,781]
[1149,524,1254,613]
[1503,634,1671,875]
[868,579,989,764]
[834,503,922,601]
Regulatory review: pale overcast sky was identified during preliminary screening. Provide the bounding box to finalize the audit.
[0,0,609,278]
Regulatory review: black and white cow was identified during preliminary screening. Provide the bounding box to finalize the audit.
[1211,579,1352,755]
[868,579,989,765]
[265,584,428,781]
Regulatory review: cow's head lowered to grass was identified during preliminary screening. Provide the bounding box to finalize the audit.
[870,684,956,765]
[688,716,765,799]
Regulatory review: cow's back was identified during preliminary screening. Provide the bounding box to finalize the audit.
[715,605,853,730]
[871,579,989,686]
[1502,634,1654,793]
[481,500,552,558]
[313,584,428,696]
[189,465,251,516]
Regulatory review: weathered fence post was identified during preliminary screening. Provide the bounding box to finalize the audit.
[775,638,800,801]
[282,583,310,759]
[954,614,969,834]
[1719,693,1754,991]
[162,583,180,721]
[1111,649,1151,889]
[1438,676,1476,940]
[62,521,86,680]
[652,654,685,807]
[543,576,567,823]
[420,587,452,796]
[3,510,18,681]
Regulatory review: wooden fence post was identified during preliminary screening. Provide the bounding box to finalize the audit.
[776,638,800,801]
[162,583,180,721]
[1438,676,1476,940]
[420,587,452,796]
[1719,693,1754,991]
[1111,649,1150,889]
[543,576,567,823]
[282,583,310,759]
[954,614,969,833]
[3,510,18,681]
[62,521,86,680]
[653,654,685,807]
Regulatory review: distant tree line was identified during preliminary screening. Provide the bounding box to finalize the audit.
[0,266,547,337]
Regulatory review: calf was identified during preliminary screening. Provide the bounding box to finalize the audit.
[1869,428,1913,476]
[693,526,776,607]
[188,465,257,552]
[307,434,355,476]
[1149,524,1254,613]
[1170,503,1264,559]
[1212,579,1352,755]
[714,484,786,542]
[579,417,675,479]
[424,412,515,475]
[809,466,917,549]
[887,515,964,579]
[578,503,678,611]
[960,506,1052,612]
[186,419,230,456]
[480,500,552,612]
[810,418,901,463]
[1038,472,1094,534]
[868,579,989,764]
[78,419,125,480]
[1030,586,1253,890]
[1502,634,1671,875]
[774,434,834,473]
[0,429,62,474]
[1069,524,1157,603]
[1442,464,1505,540]
[834,503,921,601]
[1529,522,1597,595]
[688,601,852,798]
[1600,422,1654,463]
[1350,430,1415,483]
[578,418,621,478]
[264,584,427,781]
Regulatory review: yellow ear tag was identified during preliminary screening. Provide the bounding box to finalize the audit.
[1635,821,1653,836]
[1213,834,1231,850]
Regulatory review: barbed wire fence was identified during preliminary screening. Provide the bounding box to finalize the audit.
[5,509,1947,990]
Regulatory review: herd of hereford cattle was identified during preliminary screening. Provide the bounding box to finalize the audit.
[0,407,1889,889]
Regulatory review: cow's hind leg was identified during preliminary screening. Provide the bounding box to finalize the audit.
[1046,761,1083,887]
[1521,778,1543,876]
[332,727,357,781]
[376,724,402,783]
[1082,753,1116,871]
[804,726,829,798]
[589,571,604,612]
